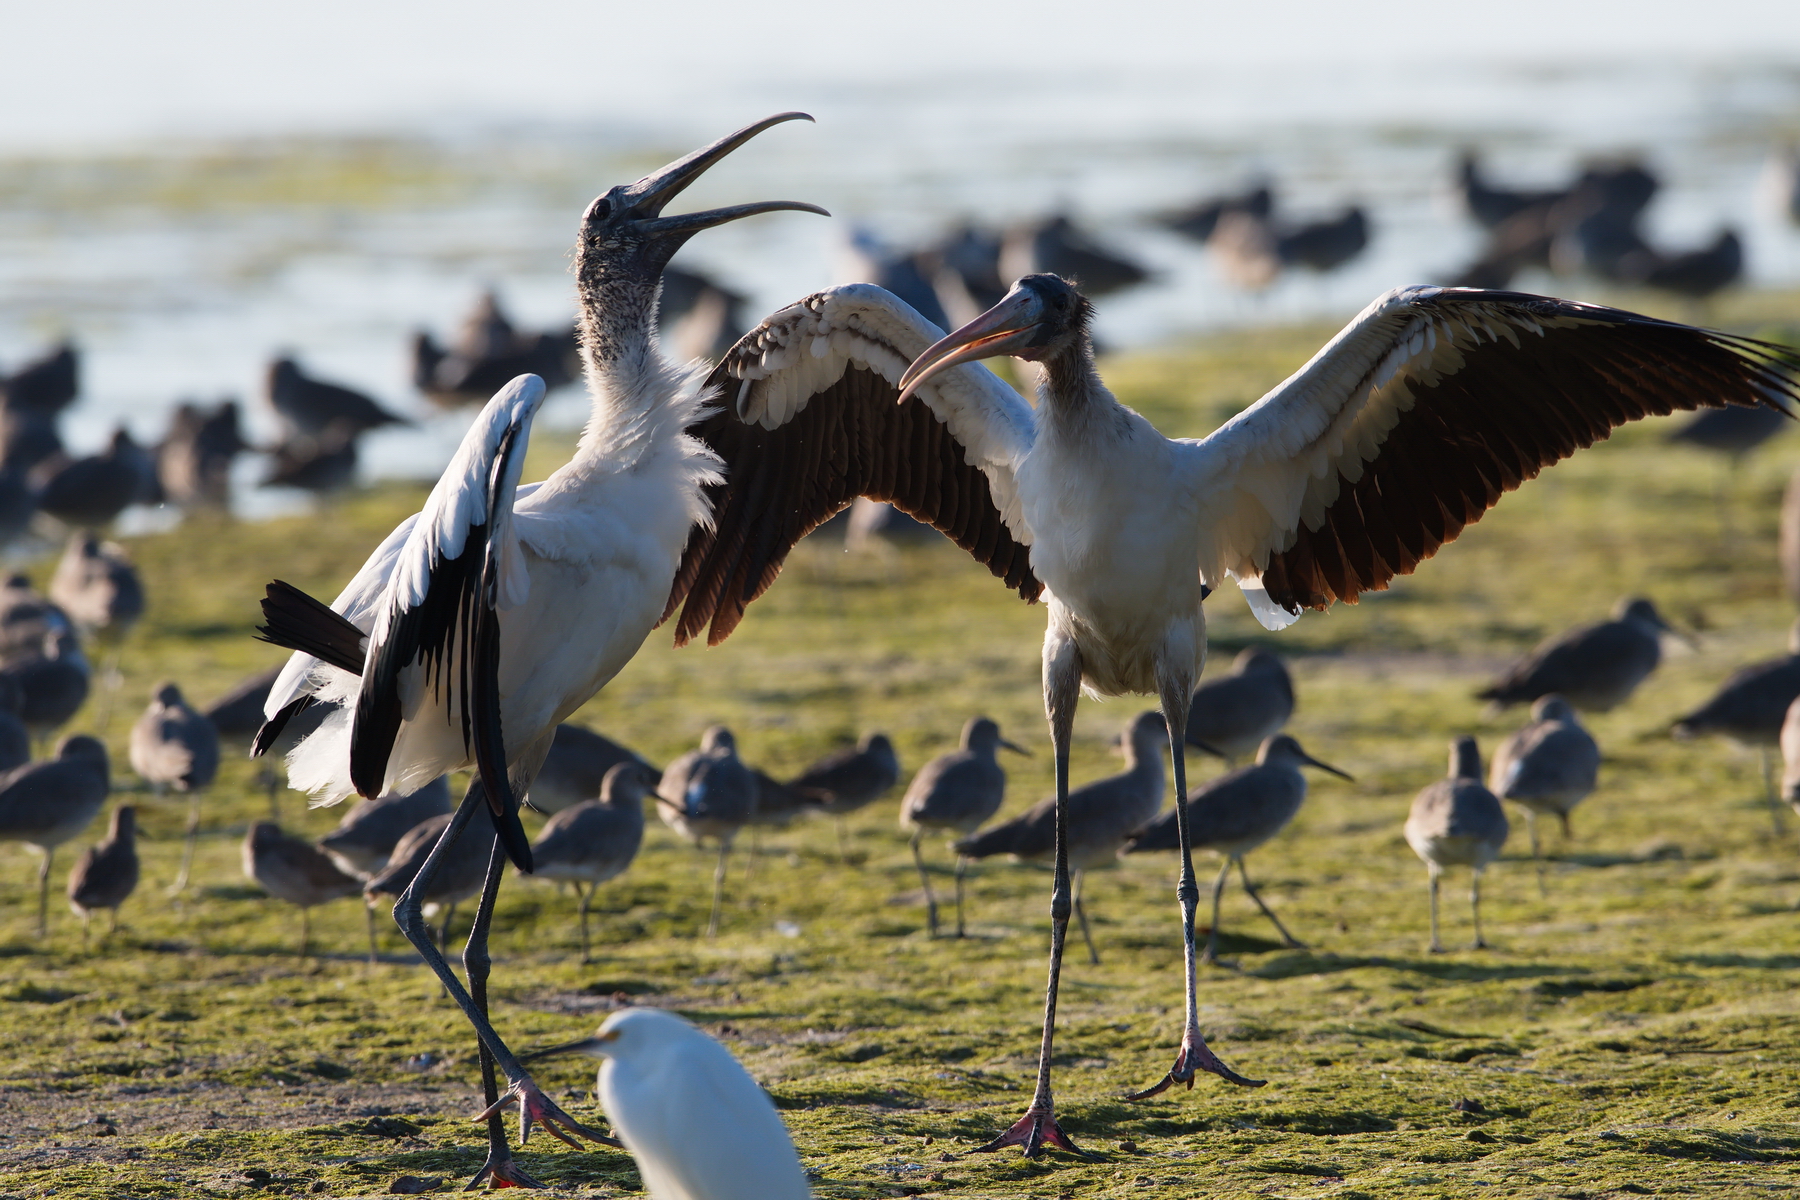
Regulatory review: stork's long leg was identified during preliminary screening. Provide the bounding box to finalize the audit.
[1235,857,1303,949]
[910,829,940,938]
[465,836,544,1190]
[394,779,614,1155]
[974,635,1091,1158]
[1129,679,1264,1100]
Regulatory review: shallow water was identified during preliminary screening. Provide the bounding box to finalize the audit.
[2,58,1799,508]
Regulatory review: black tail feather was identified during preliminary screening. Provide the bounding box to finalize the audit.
[251,695,311,758]
[257,580,367,676]
[466,776,534,875]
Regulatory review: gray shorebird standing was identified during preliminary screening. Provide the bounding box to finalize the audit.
[1186,649,1294,765]
[1126,734,1349,963]
[318,776,452,961]
[50,533,145,730]
[528,724,659,816]
[1,631,90,749]
[129,682,220,892]
[1489,695,1599,889]
[788,731,901,857]
[657,725,757,938]
[362,811,494,950]
[243,821,362,957]
[531,761,655,961]
[899,717,1028,937]
[1671,621,1800,833]
[958,711,1168,964]
[0,735,109,936]
[1477,597,1683,712]
[0,676,32,773]
[1405,737,1510,952]
[67,804,138,937]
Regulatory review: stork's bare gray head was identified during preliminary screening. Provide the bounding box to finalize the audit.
[897,274,1092,403]
[580,113,829,276]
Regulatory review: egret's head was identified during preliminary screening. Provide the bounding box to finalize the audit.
[553,1007,703,1063]
[897,274,1092,402]
[578,113,829,281]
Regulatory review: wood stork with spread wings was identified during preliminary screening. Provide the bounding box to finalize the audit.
[251,114,826,1188]
[664,274,1800,1157]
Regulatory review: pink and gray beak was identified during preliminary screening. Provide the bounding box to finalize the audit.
[896,282,1046,403]
[590,111,830,236]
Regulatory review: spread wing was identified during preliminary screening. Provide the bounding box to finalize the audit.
[1188,286,1800,629]
[663,283,1043,646]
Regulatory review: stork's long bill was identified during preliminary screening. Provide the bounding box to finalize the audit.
[596,111,830,237]
[898,281,1048,402]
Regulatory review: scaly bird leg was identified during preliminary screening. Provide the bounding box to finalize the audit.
[464,837,545,1190]
[1073,868,1099,966]
[974,635,1094,1158]
[1236,857,1303,949]
[910,829,940,937]
[394,779,616,1156]
[1129,680,1265,1100]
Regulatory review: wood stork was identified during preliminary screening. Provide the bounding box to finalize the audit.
[251,114,825,1187]
[663,272,1800,1156]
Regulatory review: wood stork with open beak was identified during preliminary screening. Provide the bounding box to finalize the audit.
[664,273,1800,1156]
[251,114,826,1188]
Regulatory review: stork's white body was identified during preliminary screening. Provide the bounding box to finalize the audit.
[270,356,719,806]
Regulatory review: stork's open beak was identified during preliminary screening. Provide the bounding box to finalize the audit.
[590,112,830,235]
[1302,753,1354,782]
[897,283,1045,403]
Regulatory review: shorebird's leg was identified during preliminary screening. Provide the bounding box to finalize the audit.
[909,829,940,937]
[1426,864,1445,954]
[1236,857,1303,949]
[299,906,311,959]
[35,848,53,938]
[1073,869,1099,966]
[364,900,380,965]
[706,838,731,938]
[464,837,543,1190]
[577,882,594,964]
[439,903,457,952]
[1762,748,1786,836]
[1201,858,1229,965]
[1528,811,1546,898]
[1471,866,1488,950]
[953,854,968,938]
[836,816,851,863]
[743,830,761,890]
[1130,675,1264,1100]
[171,791,202,893]
[974,632,1093,1158]
[394,780,614,1157]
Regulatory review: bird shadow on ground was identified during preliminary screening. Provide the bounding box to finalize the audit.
[1242,949,1595,983]
[1665,951,1800,970]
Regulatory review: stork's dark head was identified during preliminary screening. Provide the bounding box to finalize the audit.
[578,113,829,281]
[897,274,1092,403]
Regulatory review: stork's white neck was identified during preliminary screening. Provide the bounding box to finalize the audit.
[571,275,696,467]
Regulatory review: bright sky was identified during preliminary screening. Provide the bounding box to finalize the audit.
[5,0,1799,148]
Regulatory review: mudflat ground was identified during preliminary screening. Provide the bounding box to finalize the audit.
[3,289,1800,1198]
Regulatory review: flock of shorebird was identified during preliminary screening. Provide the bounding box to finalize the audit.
[6,113,1800,1196]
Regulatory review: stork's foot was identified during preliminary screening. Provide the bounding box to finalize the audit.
[971,1104,1094,1159]
[476,1078,622,1150]
[465,1149,544,1190]
[1127,1027,1265,1099]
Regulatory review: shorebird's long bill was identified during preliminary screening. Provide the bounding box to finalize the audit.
[999,738,1032,756]
[898,284,1045,403]
[1304,753,1354,781]
[587,111,830,234]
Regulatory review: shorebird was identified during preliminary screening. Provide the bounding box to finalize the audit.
[266,356,405,439]
[788,731,900,856]
[1126,734,1349,963]
[413,290,578,407]
[531,761,655,961]
[1489,695,1599,888]
[251,114,826,1182]
[0,576,73,663]
[50,533,145,727]
[1162,182,1275,243]
[657,726,757,938]
[528,724,659,816]
[1000,214,1148,297]
[0,677,31,772]
[66,804,137,937]
[0,735,109,936]
[1671,620,1800,833]
[664,269,1799,1152]
[1406,737,1510,952]
[262,420,359,493]
[1778,696,1800,822]
[362,810,494,949]
[1477,597,1683,712]
[958,711,1168,964]
[1187,649,1295,765]
[318,776,452,961]
[899,717,1027,938]
[156,400,248,508]
[2,631,90,746]
[535,1008,808,1200]
[243,821,362,957]
[36,427,160,527]
[0,341,79,418]
[129,682,220,892]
